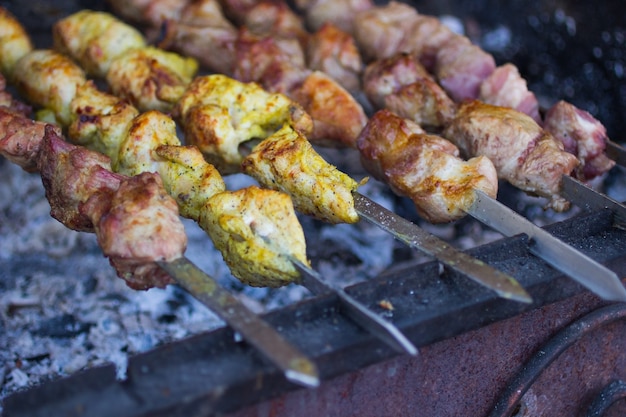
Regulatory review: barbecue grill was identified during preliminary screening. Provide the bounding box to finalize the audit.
[2,0,626,416]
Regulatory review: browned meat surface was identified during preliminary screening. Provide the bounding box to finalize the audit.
[443,101,579,211]
[403,14,455,72]
[0,6,34,79]
[242,1,309,44]
[38,125,124,232]
[233,28,309,95]
[0,107,56,172]
[543,100,616,181]
[479,63,541,123]
[353,1,420,62]
[243,123,360,224]
[290,70,368,147]
[357,110,498,223]
[84,170,186,290]
[294,0,374,34]
[434,36,496,102]
[363,53,457,129]
[306,22,363,93]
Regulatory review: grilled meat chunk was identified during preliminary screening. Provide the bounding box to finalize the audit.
[234,28,309,95]
[0,6,34,79]
[243,123,359,224]
[175,74,312,173]
[294,0,374,34]
[353,1,421,63]
[159,0,238,75]
[358,110,498,223]
[306,23,363,93]
[363,53,457,129]
[39,125,123,232]
[117,110,226,219]
[479,63,541,123]
[12,50,87,126]
[105,46,198,113]
[200,186,310,287]
[53,10,146,78]
[84,170,186,290]
[434,36,496,102]
[69,80,139,164]
[402,14,455,72]
[543,100,615,181]
[443,101,579,211]
[290,70,367,147]
[0,107,58,172]
[240,1,309,44]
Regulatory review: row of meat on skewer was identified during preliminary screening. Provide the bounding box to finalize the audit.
[0,0,622,295]
[1,1,626,380]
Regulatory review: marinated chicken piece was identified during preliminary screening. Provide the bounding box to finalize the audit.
[0,6,34,79]
[106,46,198,113]
[68,80,139,164]
[243,123,359,224]
[290,70,368,148]
[12,49,87,126]
[543,100,615,181]
[353,2,421,62]
[200,186,310,287]
[53,10,147,78]
[306,23,363,93]
[175,74,313,173]
[363,53,456,129]
[443,101,579,211]
[0,107,58,172]
[38,125,123,232]
[294,0,374,34]
[479,64,541,123]
[84,171,187,290]
[357,110,498,223]
[117,110,226,219]
[234,28,309,95]
[434,36,496,102]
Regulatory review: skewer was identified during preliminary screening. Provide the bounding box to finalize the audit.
[467,189,626,302]
[159,258,320,387]
[605,140,626,168]
[560,174,626,230]
[35,8,532,304]
[353,193,532,303]
[290,258,419,355]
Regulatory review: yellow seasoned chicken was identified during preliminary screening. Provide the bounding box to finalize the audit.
[0,7,33,79]
[106,46,198,113]
[175,74,313,173]
[12,50,87,127]
[53,10,198,112]
[69,80,139,162]
[53,9,147,78]
[243,123,360,224]
[200,186,310,287]
[115,110,226,219]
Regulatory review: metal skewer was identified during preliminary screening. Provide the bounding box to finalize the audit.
[158,257,320,388]
[560,174,626,229]
[466,190,626,303]
[289,257,419,356]
[354,192,532,304]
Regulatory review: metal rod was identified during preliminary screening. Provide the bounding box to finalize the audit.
[467,190,626,302]
[354,192,532,303]
[560,174,626,229]
[290,257,419,356]
[158,257,320,388]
